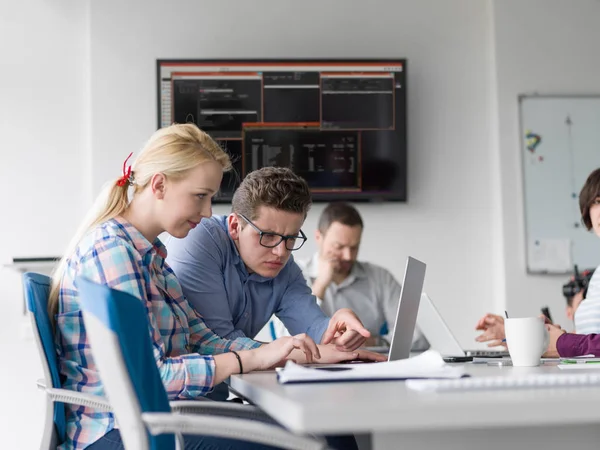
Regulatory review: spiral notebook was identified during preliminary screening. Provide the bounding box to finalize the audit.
[406,372,600,392]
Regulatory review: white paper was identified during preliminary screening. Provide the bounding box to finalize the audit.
[558,364,600,370]
[528,238,572,273]
[406,372,600,391]
[558,357,600,369]
[276,350,466,384]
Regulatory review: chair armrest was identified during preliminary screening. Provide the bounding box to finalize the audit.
[169,400,277,425]
[46,388,112,411]
[141,412,327,450]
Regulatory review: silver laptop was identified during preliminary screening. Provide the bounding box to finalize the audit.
[386,257,427,361]
[315,256,426,366]
[417,293,509,361]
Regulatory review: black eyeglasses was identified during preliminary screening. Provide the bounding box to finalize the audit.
[238,214,307,251]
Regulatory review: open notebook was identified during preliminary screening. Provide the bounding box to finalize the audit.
[276,350,467,384]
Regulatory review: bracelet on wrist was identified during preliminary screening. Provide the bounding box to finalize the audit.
[231,350,244,374]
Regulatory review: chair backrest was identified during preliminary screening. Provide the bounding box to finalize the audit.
[23,272,66,442]
[77,276,175,450]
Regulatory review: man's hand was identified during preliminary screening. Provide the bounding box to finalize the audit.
[321,308,370,351]
[475,313,507,348]
[311,257,337,300]
[363,336,381,347]
[544,324,566,358]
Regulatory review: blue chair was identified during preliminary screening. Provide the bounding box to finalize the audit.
[25,271,260,449]
[76,276,327,450]
[23,272,111,450]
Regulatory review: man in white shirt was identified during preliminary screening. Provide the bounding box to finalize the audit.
[272,202,428,350]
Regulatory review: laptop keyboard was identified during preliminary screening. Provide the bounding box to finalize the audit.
[465,349,510,358]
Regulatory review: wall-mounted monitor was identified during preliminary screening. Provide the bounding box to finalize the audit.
[157,59,407,202]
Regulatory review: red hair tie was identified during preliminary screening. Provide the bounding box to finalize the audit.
[116,152,134,187]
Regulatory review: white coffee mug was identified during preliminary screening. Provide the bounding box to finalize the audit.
[505,317,549,367]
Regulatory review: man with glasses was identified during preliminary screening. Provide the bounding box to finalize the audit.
[166,167,378,362]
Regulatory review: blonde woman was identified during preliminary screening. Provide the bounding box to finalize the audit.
[50,124,356,450]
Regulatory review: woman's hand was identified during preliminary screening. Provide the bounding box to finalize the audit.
[312,344,388,364]
[250,334,320,371]
[544,323,567,358]
[475,313,507,347]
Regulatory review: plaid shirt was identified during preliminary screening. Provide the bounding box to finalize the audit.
[55,217,260,449]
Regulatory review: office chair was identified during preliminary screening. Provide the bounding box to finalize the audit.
[76,276,327,450]
[24,271,273,449]
[23,272,111,450]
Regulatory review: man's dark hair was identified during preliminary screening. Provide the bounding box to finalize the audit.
[232,167,312,220]
[318,202,364,233]
[579,168,600,230]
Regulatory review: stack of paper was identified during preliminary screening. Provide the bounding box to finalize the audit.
[276,350,467,384]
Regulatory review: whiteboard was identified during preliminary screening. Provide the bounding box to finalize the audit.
[520,95,600,273]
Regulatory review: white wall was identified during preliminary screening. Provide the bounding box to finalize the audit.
[0,2,90,447]
[0,1,89,259]
[0,0,90,295]
[493,0,600,328]
[89,0,499,346]
[5,0,599,445]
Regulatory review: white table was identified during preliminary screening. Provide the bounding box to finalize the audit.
[230,362,600,450]
[3,257,60,282]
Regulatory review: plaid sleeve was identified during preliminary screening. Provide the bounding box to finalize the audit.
[182,298,262,353]
[78,238,218,398]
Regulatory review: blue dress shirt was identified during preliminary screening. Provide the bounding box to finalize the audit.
[165,215,329,344]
